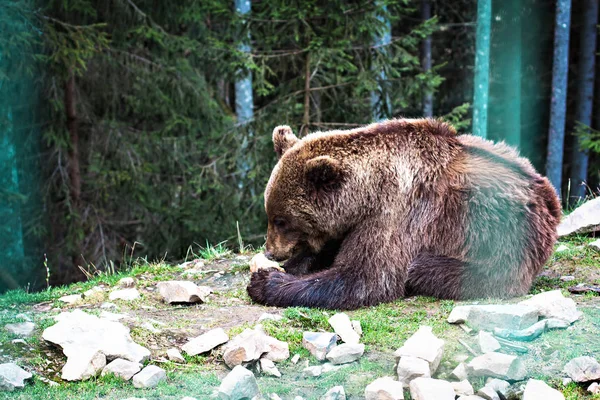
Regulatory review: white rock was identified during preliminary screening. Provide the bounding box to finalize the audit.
[259,358,281,378]
[364,376,404,400]
[494,319,548,342]
[326,343,364,365]
[351,320,362,336]
[61,349,106,381]
[464,305,539,331]
[478,331,501,353]
[557,197,600,236]
[328,313,360,344]
[182,328,229,356]
[291,354,300,364]
[588,382,600,394]
[5,322,35,337]
[590,239,600,251]
[519,290,581,324]
[452,362,469,381]
[100,302,117,309]
[249,253,284,273]
[555,244,569,252]
[101,358,142,380]
[269,395,283,400]
[218,365,259,400]
[109,288,140,301]
[302,332,337,361]
[397,356,430,387]
[258,313,282,322]
[118,277,136,288]
[0,363,32,391]
[167,348,185,363]
[546,318,571,329]
[563,356,600,382]
[303,365,322,377]
[393,326,444,374]
[560,275,575,282]
[452,380,474,396]
[42,310,150,364]
[476,386,499,400]
[447,306,472,324]
[222,328,276,368]
[157,281,212,304]
[467,352,526,381]
[409,377,455,400]
[59,294,82,304]
[322,363,346,373]
[132,365,166,388]
[322,385,346,400]
[485,378,510,397]
[523,379,565,400]
[263,335,290,362]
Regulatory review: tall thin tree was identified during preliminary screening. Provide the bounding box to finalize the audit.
[421,0,433,117]
[568,0,598,200]
[371,3,391,121]
[472,0,491,138]
[235,0,253,125]
[546,0,572,195]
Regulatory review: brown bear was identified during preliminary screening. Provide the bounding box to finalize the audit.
[247,118,561,310]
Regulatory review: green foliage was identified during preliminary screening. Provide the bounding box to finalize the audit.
[574,122,600,154]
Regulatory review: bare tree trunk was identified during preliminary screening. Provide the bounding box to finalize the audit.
[302,52,311,136]
[65,70,81,268]
[421,0,433,117]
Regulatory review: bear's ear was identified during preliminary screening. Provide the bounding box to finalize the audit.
[273,125,299,158]
[305,156,343,195]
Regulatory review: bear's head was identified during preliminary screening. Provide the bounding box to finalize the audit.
[263,125,352,262]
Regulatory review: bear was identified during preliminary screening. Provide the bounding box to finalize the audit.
[246,118,561,310]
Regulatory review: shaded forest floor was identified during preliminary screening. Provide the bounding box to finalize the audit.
[0,236,599,399]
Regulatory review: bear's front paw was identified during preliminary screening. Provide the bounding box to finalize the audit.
[247,269,287,306]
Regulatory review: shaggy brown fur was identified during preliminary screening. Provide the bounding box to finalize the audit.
[246,119,561,310]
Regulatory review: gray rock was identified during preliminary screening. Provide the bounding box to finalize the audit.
[466,305,539,331]
[43,310,149,365]
[409,378,455,400]
[262,335,289,362]
[448,306,473,324]
[58,294,82,304]
[546,318,571,329]
[451,380,474,396]
[182,328,229,356]
[364,376,404,400]
[467,352,526,381]
[563,356,600,382]
[476,386,499,400]
[494,319,547,341]
[478,331,501,353]
[83,286,104,299]
[223,327,288,368]
[0,363,32,391]
[397,356,431,387]
[452,363,469,381]
[62,349,106,381]
[557,197,600,236]
[321,386,345,400]
[291,354,300,364]
[259,358,281,377]
[393,326,444,374]
[118,277,136,288]
[326,343,364,365]
[519,290,581,324]
[328,313,360,344]
[132,365,166,389]
[303,365,322,377]
[157,281,212,304]
[322,363,346,374]
[302,332,337,361]
[5,322,35,337]
[218,366,259,400]
[109,288,140,301]
[485,378,510,397]
[555,244,569,252]
[588,382,600,394]
[560,275,575,282]
[101,358,142,380]
[523,379,565,400]
[590,239,600,251]
[351,320,362,336]
[167,348,185,363]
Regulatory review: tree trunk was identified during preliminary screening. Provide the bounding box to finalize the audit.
[568,0,598,200]
[371,3,392,121]
[545,0,572,196]
[421,0,433,117]
[302,52,311,136]
[472,0,491,138]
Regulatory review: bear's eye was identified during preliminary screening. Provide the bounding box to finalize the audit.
[273,218,287,229]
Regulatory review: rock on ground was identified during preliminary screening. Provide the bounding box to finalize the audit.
[101,358,142,380]
[523,379,565,400]
[302,332,337,361]
[61,349,106,381]
[451,380,474,396]
[397,356,431,387]
[478,331,501,353]
[167,348,185,363]
[326,343,364,365]
[365,376,404,400]
[58,294,82,304]
[452,363,469,381]
[43,310,150,364]
[563,356,600,382]
[476,385,500,400]
[0,363,32,391]
[351,320,362,336]
[303,365,322,377]
[519,289,581,324]
[461,305,539,331]
[258,313,282,322]
[182,328,229,356]
[394,326,444,374]
[467,352,526,381]
[218,365,260,400]
[494,319,548,342]
[557,197,600,236]
[223,327,288,368]
[409,378,455,400]
[588,382,600,394]
[590,239,600,251]
[249,253,284,273]
[485,379,510,397]
[157,281,212,304]
[328,313,360,344]
[132,365,166,389]
[118,277,135,288]
[259,358,281,378]
[109,288,140,301]
[447,306,472,324]
[5,322,35,337]
[322,386,346,400]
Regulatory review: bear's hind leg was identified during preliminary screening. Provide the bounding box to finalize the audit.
[405,254,465,299]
